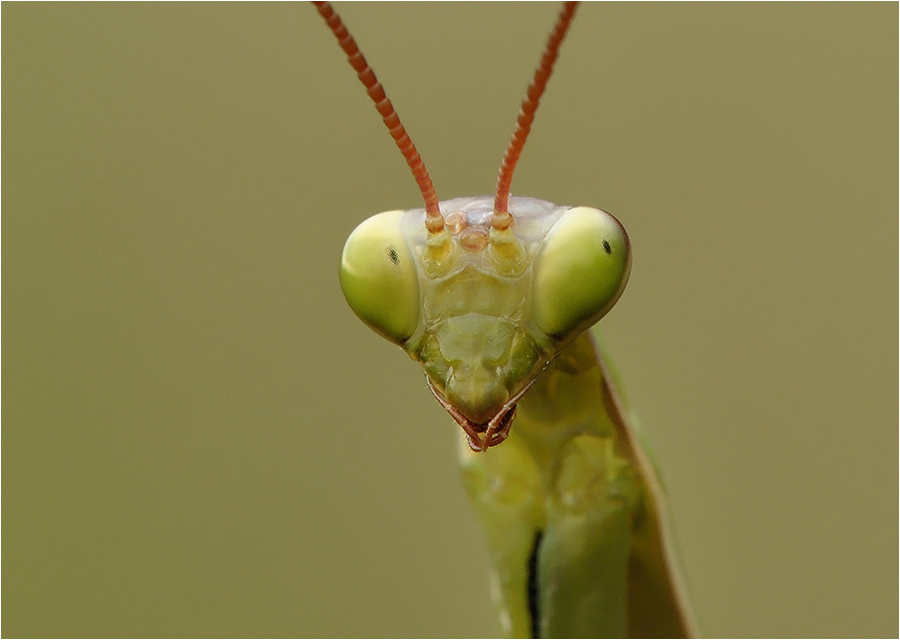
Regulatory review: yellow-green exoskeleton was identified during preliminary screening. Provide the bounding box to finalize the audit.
[316,1,695,636]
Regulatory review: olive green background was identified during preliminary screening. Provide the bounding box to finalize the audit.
[4,3,897,637]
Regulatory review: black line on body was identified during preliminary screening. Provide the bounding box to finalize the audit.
[527,529,544,639]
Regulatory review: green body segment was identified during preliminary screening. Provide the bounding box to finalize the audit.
[459,331,693,637]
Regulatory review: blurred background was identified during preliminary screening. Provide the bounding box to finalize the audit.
[4,3,896,637]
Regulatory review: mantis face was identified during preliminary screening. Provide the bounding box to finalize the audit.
[340,196,630,450]
[318,1,630,450]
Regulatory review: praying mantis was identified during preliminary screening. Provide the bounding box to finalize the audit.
[315,2,696,637]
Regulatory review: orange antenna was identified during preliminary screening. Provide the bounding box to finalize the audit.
[493,1,579,229]
[313,2,444,232]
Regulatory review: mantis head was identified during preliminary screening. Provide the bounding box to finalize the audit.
[317,2,631,450]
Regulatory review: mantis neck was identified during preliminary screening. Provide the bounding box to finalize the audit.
[460,331,695,637]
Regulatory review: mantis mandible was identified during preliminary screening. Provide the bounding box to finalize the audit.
[315,2,695,637]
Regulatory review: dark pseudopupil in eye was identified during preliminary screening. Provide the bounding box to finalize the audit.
[602,239,612,254]
[387,247,400,265]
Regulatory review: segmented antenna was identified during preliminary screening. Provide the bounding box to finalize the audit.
[493,1,579,230]
[313,1,444,232]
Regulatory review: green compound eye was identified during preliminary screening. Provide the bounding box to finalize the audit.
[532,206,632,339]
[339,210,420,345]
